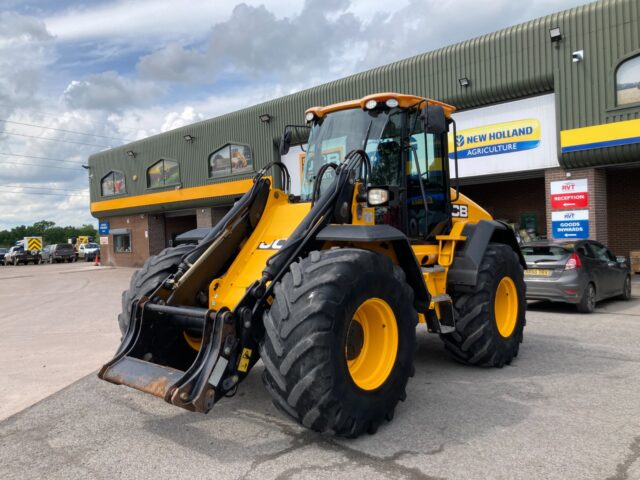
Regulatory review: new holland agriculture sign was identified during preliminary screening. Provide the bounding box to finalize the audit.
[449,119,541,159]
[447,94,558,178]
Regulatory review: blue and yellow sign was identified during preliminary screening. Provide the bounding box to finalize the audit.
[560,119,640,153]
[448,119,541,159]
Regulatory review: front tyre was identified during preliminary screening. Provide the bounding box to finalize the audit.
[441,243,526,367]
[260,248,417,438]
[118,244,195,335]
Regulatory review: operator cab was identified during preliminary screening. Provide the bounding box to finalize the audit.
[300,93,455,242]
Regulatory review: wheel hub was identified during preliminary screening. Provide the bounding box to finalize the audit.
[346,297,399,391]
[346,320,364,360]
[494,276,518,338]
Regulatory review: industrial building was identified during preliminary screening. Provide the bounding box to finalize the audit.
[89,0,640,268]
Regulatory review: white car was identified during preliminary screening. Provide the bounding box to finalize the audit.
[78,243,100,261]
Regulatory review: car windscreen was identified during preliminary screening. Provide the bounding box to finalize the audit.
[85,243,99,248]
[521,245,572,263]
[0,248,7,253]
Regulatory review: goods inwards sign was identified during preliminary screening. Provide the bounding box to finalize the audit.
[550,178,588,209]
[552,210,589,239]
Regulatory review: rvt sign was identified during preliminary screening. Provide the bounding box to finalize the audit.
[550,178,588,209]
[551,210,589,239]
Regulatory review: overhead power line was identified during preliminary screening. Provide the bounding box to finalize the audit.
[0,130,111,148]
[0,160,81,171]
[0,151,84,165]
[0,102,140,137]
[0,188,88,197]
[0,183,86,193]
[0,119,134,142]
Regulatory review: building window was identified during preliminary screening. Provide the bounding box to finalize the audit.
[100,171,126,196]
[616,55,640,105]
[113,233,131,253]
[147,159,180,188]
[208,144,253,178]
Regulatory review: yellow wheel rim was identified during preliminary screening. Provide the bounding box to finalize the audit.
[346,298,399,391]
[494,277,518,338]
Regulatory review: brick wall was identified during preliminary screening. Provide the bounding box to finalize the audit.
[196,207,229,229]
[607,167,640,258]
[460,177,547,236]
[147,214,166,256]
[544,167,608,245]
[99,214,150,268]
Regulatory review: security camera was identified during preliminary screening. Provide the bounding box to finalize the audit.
[572,50,584,63]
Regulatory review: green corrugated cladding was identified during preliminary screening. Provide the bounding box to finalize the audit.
[89,0,640,215]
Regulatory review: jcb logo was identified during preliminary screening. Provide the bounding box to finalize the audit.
[257,239,287,250]
[451,204,468,218]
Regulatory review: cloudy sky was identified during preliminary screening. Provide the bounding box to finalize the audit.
[0,0,591,230]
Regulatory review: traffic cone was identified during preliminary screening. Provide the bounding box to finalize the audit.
[94,254,100,267]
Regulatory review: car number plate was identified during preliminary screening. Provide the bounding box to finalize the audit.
[525,269,553,276]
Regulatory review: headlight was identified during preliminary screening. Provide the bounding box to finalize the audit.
[385,98,399,108]
[364,99,378,110]
[367,188,390,206]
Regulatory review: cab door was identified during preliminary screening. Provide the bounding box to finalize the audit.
[404,118,450,241]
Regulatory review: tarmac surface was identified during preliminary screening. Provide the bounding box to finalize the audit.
[1,263,639,479]
[0,262,129,420]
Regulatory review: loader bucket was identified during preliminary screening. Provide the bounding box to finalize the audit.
[98,299,234,413]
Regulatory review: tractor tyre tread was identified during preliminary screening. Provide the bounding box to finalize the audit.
[441,243,526,368]
[260,248,417,438]
[117,244,195,334]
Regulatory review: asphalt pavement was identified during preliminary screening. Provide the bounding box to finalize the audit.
[1,265,639,480]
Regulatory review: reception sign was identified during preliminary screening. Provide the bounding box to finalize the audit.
[550,179,589,209]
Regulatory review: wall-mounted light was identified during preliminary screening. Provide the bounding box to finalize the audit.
[259,113,272,123]
[572,50,584,63]
[549,27,562,43]
[458,77,470,87]
[126,150,136,158]
[183,134,195,143]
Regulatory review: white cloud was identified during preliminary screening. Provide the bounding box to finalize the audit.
[160,107,205,132]
[0,11,54,119]
[62,71,165,112]
[44,0,303,44]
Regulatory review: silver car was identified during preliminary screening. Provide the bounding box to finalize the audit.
[523,240,632,313]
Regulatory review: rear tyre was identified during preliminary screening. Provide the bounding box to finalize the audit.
[576,282,596,313]
[619,276,632,301]
[118,244,195,335]
[260,248,417,438]
[441,243,526,367]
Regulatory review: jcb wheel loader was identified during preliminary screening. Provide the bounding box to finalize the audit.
[100,93,526,438]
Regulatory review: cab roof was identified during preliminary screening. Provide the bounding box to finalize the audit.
[305,92,456,119]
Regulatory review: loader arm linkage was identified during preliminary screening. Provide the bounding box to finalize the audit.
[99,153,368,413]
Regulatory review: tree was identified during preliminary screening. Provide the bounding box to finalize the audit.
[0,220,99,247]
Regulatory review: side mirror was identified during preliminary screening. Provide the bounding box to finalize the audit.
[616,256,627,264]
[420,104,447,135]
[279,129,292,156]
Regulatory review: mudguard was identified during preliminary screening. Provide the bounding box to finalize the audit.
[447,220,525,287]
[316,224,430,311]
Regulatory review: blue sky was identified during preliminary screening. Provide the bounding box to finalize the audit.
[0,0,591,230]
